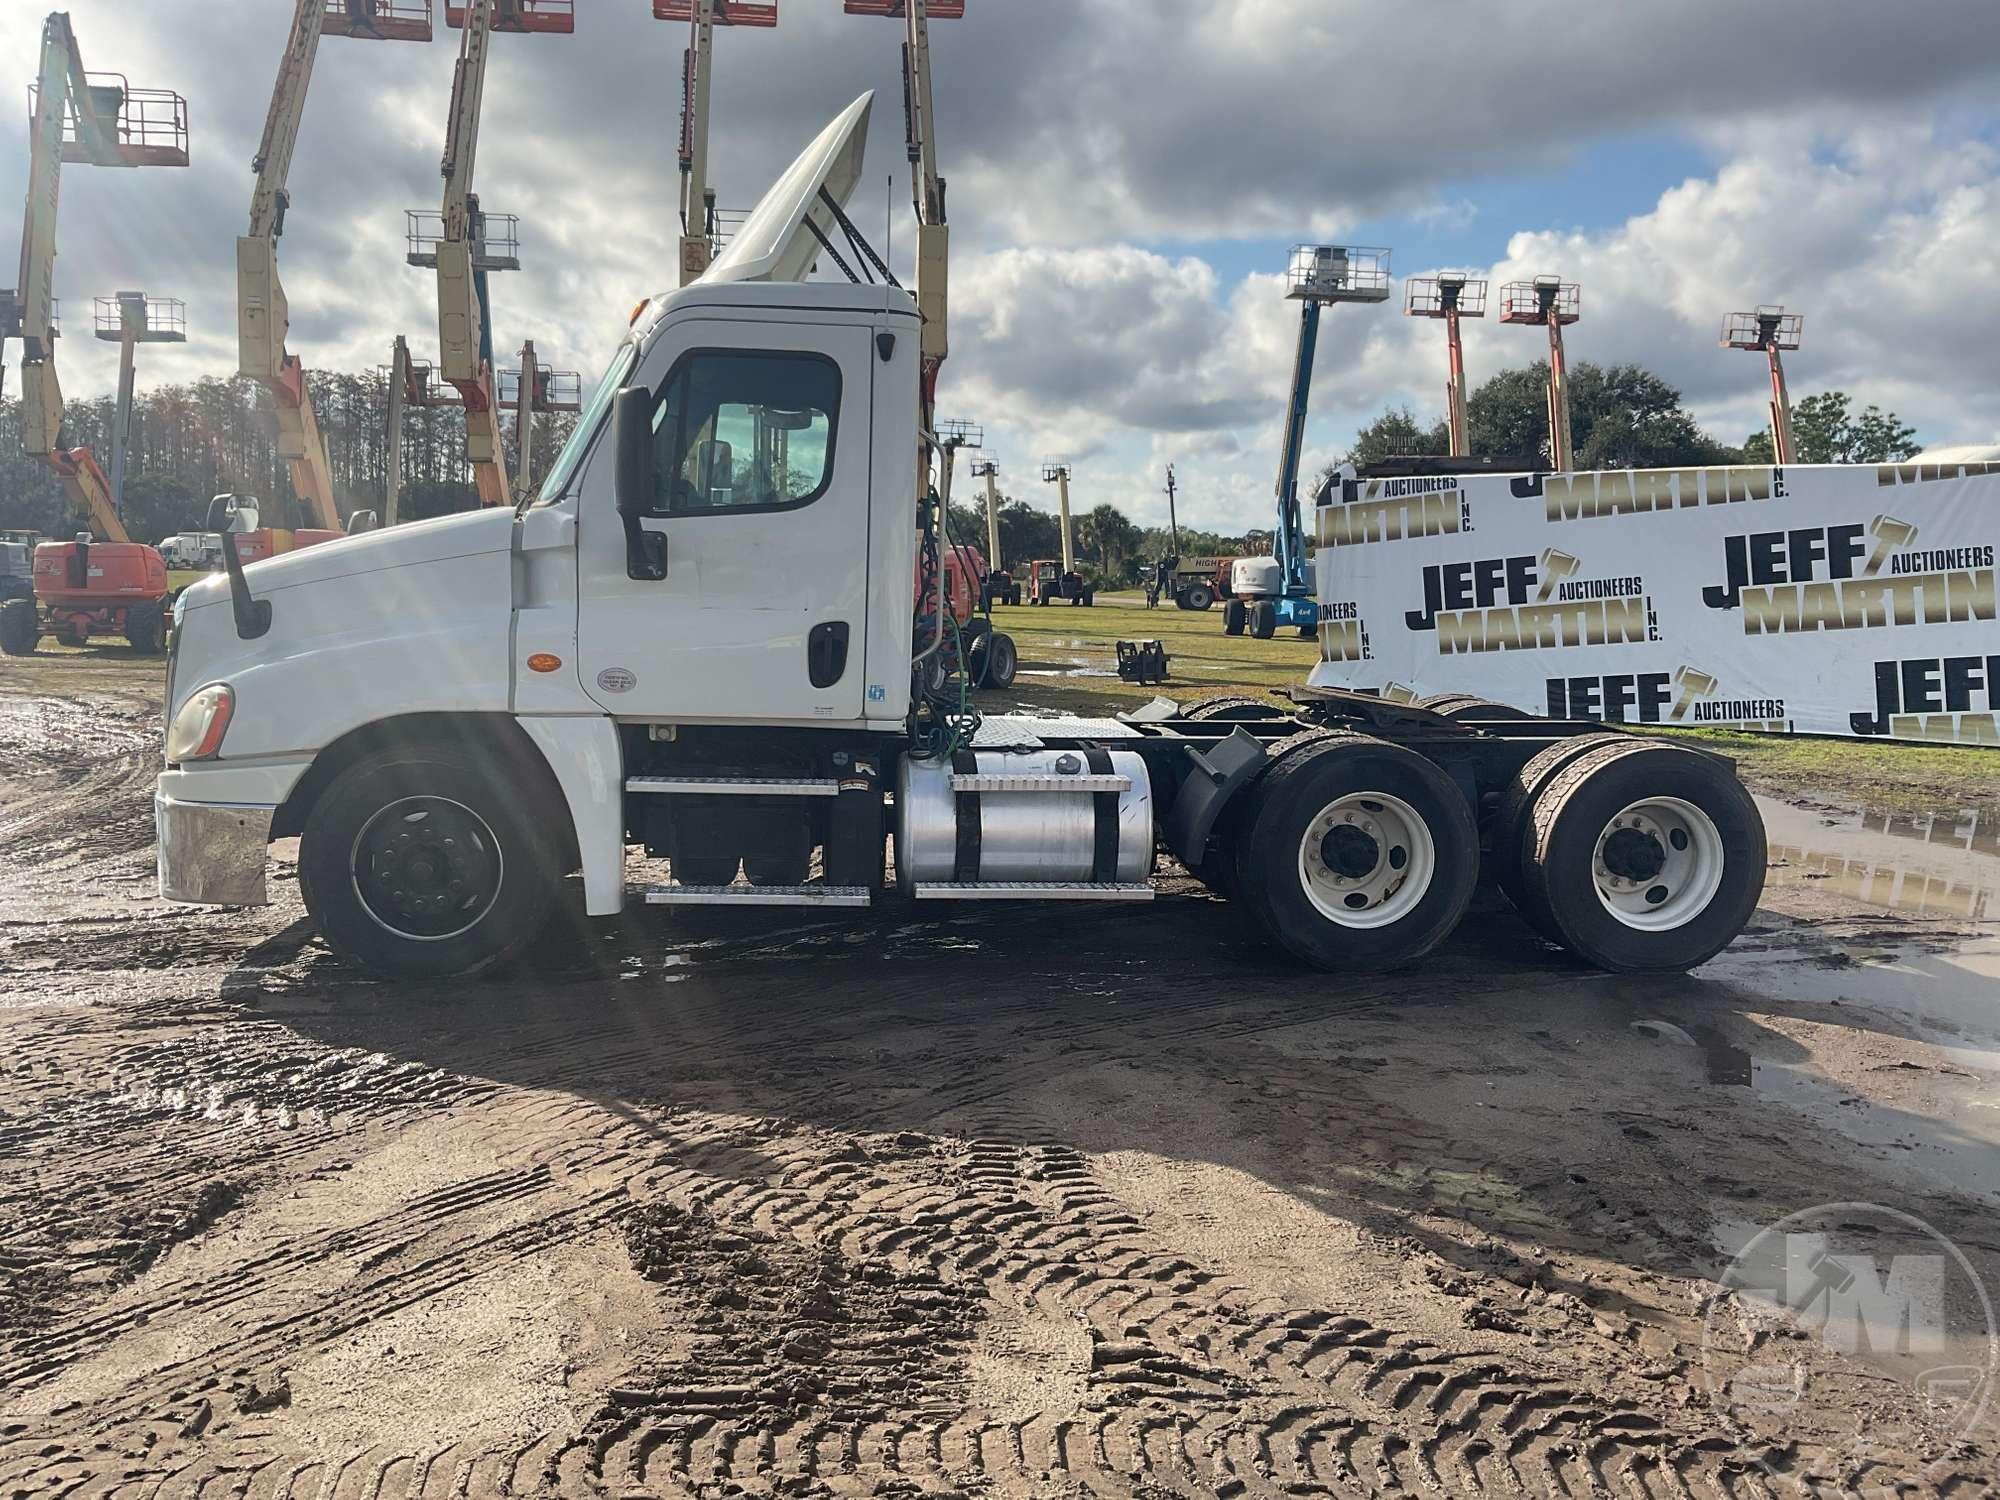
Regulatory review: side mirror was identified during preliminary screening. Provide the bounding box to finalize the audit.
[612,386,667,581]
[345,509,379,535]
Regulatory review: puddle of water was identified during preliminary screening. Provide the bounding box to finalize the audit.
[1758,796,2000,922]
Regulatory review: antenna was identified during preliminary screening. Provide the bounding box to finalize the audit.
[1723,305,1803,466]
[1499,276,1581,471]
[1405,271,1488,457]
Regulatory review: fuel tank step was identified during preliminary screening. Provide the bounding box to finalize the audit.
[645,884,872,907]
[910,881,1154,902]
[627,776,843,797]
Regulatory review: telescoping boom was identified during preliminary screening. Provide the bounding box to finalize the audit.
[5,12,190,544]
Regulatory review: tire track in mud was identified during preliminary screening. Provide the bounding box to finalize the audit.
[2,689,1989,1497]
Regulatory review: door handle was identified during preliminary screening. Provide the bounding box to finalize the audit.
[807,621,850,689]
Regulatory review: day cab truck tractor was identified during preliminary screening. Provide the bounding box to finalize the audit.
[154,97,1768,981]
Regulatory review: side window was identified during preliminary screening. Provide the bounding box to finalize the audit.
[645,351,840,516]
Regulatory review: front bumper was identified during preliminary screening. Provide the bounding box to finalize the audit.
[156,785,274,906]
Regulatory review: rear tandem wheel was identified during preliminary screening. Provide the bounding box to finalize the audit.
[1228,733,1480,970]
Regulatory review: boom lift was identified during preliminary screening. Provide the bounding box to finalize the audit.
[421,0,570,504]
[381,334,465,524]
[1030,461,1091,604]
[656,0,779,286]
[842,0,961,445]
[0,13,187,658]
[968,457,1018,607]
[94,293,186,507]
[500,339,582,494]
[1228,245,1390,640]
[241,1,434,534]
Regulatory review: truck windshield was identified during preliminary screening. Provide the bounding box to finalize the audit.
[525,342,639,510]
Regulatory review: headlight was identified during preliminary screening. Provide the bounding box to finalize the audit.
[166,683,235,763]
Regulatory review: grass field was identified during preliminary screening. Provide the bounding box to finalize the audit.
[5,600,1996,816]
[991,593,2000,814]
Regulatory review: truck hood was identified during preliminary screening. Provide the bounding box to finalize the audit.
[179,507,516,614]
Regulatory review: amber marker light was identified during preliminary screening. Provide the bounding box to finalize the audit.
[527,653,563,673]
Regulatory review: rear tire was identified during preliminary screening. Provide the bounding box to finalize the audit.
[1511,741,1765,972]
[1490,733,1629,928]
[124,600,165,655]
[1231,734,1479,970]
[0,598,38,656]
[1184,583,1215,612]
[1181,694,1284,723]
[298,740,561,978]
[983,631,1018,689]
[1222,599,1246,636]
[1415,692,1514,723]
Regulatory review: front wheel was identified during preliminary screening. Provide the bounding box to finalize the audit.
[298,741,562,978]
[1249,601,1277,639]
[0,598,39,657]
[1508,741,1765,972]
[1222,598,1246,636]
[1231,734,1479,970]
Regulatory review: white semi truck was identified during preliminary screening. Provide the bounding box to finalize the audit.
[155,98,1767,980]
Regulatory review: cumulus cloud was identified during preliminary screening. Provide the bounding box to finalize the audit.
[2,2,1996,532]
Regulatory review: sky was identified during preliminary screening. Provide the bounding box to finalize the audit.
[5,0,1999,534]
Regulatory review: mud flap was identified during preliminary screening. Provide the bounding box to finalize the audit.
[1163,727,1267,869]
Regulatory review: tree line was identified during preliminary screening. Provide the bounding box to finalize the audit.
[3,358,1925,588]
[0,370,575,544]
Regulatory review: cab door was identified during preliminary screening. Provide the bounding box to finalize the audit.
[575,319,874,724]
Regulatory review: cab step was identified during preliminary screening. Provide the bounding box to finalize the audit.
[645,884,872,907]
[626,776,844,797]
[910,881,1154,902]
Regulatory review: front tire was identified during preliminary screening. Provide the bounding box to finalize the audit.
[1249,601,1277,639]
[298,741,561,978]
[0,598,39,656]
[1510,741,1765,972]
[1222,598,1246,636]
[1231,735,1479,970]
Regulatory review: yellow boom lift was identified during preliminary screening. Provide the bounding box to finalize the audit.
[843,0,957,450]
[240,1,436,532]
[655,0,780,286]
[414,0,572,506]
[0,13,188,657]
[2,12,189,545]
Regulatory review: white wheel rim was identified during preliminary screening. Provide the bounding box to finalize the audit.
[1591,796,1725,931]
[1298,792,1435,929]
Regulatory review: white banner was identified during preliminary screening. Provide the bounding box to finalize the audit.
[1308,461,1999,745]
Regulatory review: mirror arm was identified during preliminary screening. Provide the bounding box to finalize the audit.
[622,517,667,582]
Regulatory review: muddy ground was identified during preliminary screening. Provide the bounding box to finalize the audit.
[2,652,1997,1499]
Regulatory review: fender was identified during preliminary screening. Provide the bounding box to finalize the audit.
[517,715,625,916]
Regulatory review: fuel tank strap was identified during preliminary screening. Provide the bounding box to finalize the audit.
[951,750,981,882]
[1085,747,1118,883]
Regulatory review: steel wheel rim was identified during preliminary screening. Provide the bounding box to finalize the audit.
[1298,791,1435,929]
[350,796,505,942]
[1591,796,1724,931]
